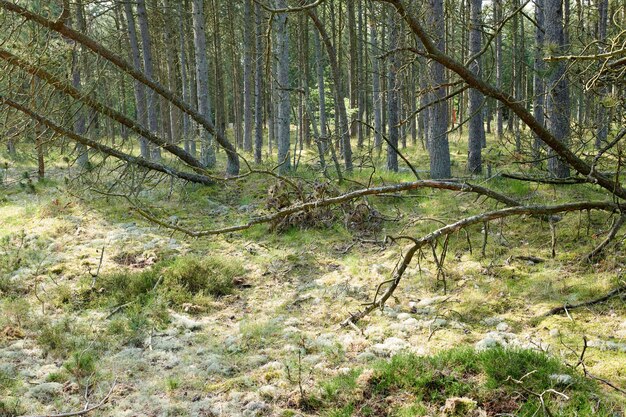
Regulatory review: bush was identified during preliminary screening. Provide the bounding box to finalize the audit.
[165,255,243,298]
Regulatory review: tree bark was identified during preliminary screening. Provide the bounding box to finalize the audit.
[386,10,399,172]
[274,0,291,173]
[467,0,485,174]
[192,0,217,167]
[136,0,161,160]
[243,0,253,153]
[427,0,451,179]
[533,0,546,163]
[545,0,571,178]
[254,2,264,163]
[123,0,150,158]
[71,0,88,168]
[370,9,383,152]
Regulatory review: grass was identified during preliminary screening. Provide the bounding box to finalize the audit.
[315,347,623,416]
[2,132,626,415]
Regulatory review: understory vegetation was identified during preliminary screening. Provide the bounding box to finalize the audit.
[1,136,625,416]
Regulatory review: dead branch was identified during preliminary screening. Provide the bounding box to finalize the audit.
[342,201,619,326]
[501,173,588,184]
[0,95,215,186]
[130,180,525,237]
[542,285,626,317]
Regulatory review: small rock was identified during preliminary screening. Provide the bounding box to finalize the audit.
[549,328,560,337]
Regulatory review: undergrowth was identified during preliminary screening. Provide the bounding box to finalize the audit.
[315,347,622,416]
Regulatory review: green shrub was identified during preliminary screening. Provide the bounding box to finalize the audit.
[64,350,97,379]
[165,255,243,298]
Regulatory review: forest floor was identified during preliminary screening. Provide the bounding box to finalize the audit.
[1,139,626,416]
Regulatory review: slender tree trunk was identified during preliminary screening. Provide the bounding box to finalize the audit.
[533,0,546,161]
[545,0,571,177]
[192,0,216,167]
[494,0,503,139]
[595,0,609,148]
[467,0,485,174]
[254,2,264,163]
[242,0,253,152]
[275,0,291,173]
[72,0,88,168]
[370,8,383,152]
[178,1,192,154]
[348,0,358,138]
[313,30,328,152]
[136,0,160,160]
[123,1,150,158]
[386,11,399,172]
[163,0,179,145]
[428,0,451,179]
[309,10,353,171]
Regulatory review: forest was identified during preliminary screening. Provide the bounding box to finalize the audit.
[0,0,625,415]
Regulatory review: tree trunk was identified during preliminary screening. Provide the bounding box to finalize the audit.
[370,9,383,152]
[72,0,88,168]
[192,0,216,167]
[308,10,352,172]
[595,0,609,149]
[467,0,485,174]
[494,0,503,139]
[533,0,546,161]
[178,1,192,154]
[428,0,451,179]
[274,0,291,173]
[123,0,150,158]
[243,0,253,152]
[313,29,328,152]
[254,1,264,163]
[136,0,160,160]
[386,10,399,172]
[545,0,571,178]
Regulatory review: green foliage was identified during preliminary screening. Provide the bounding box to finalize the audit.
[165,255,242,298]
[316,347,622,416]
[64,350,97,379]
